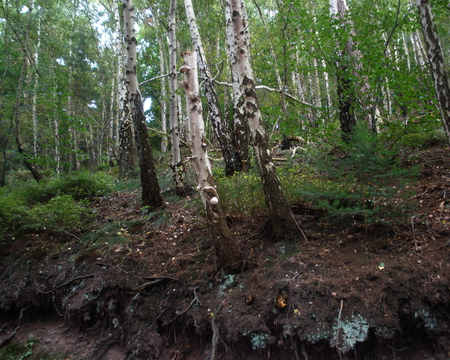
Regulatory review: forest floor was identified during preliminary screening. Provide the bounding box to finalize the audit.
[0,145,450,360]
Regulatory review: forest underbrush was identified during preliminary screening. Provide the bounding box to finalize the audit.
[0,142,449,360]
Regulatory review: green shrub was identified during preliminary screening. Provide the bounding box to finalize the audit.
[28,195,93,233]
[295,125,418,225]
[0,190,28,233]
[14,171,115,205]
[215,169,266,216]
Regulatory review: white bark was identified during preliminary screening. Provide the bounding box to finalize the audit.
[180,50,243,271]
[184,0,239,175]
[225,0,294,229]
[159,37,168,154]
[32,16,40,157]
[168,0,185,190]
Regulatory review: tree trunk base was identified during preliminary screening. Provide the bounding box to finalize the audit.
[264,217,298,242]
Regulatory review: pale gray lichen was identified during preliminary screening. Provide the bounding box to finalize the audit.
[415,306,437,331]
[250,333,269,350]
[218,274,236,297]
[330,314,369,354]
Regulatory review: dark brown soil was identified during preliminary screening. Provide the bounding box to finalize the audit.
[1,146,450,360]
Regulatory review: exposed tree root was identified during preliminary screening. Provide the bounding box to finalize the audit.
[0,306,29,348]
[36,274,95,294]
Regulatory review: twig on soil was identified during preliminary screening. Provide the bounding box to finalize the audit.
[291,211,309,244]
[132,276,179,292]
[0,306,30,348]
[210,301,224,360]
[411,217,418,251]
[36,274,96,294]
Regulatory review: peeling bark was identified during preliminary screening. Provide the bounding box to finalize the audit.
[224,0,295,236]
[184,0,240,175]
[416,0,450,143]
[224,0,250,172]
[118,1,135,179]
[123,0,163,209]
[168,0,185,192]
[181,51,243,272]
[14,0,42,183]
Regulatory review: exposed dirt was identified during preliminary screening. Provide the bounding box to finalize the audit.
[1,146,450,360]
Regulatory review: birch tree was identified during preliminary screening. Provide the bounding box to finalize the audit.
[225,0,295,237]
[13,0,42,182]
[167,0,185,192]
[329,0,357,141]
[122,0,164,209]
[184,0,241,175]
[416,0,450,143]
[180,50,243,272]
[117,0,135,179]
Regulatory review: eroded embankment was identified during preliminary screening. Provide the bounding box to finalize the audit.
[1,233,450,360]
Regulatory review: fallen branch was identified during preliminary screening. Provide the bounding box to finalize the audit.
[0,306,30,348]
[36,274,95,294]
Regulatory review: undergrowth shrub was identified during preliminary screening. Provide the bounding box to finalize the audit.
[215,169,265,216]
[0,190,28,233]
[295,125,418,225]
[14,171,115,204]
[28,195,93,233]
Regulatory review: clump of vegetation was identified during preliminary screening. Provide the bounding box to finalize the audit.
[296,125,418,225]
[28,195,93,233]
[0,172,115,238]
[215,169,265,216]
[0,190,28,233]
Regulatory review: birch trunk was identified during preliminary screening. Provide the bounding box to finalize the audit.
[417,0,450,142]
[123,0,164,208]
[180,51,243,272]
[225,0,295,236]
[32,16,40,157]
[159,38,168,154]
[14,0,42,182]
[184,0,240,175]
[117,1,135,179]
[329,0,357,141]
[225,1,250,172]
[167,0,185,192]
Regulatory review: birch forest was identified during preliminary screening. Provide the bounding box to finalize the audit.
[1,0,450,358]
[1,0,449,185]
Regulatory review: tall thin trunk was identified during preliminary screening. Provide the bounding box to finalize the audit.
[117,1,134,179]
[184,0,240,175]
[225,0,295,237]
[329,0,357,141]
[417,0,450,142]
[224,1,250,172]
[180,51,243,273]
[167,0,185,192]
[32,15,41,158]
[68,0,80,172]
[123,0,164,208]
[402,32,412,71]
[159,37,168,154]
[108,71,116,166]
[412,32,426,66]
[14,0,42,182]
